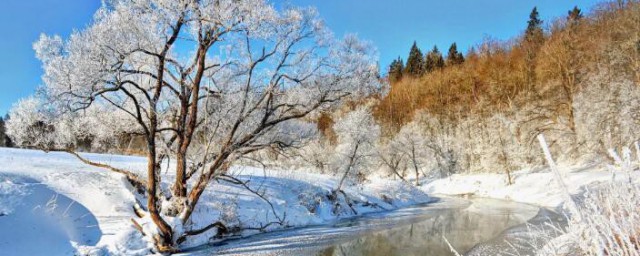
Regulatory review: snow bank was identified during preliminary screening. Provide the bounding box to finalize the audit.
[421,164,631,210]
[0,174,101,256]
[176,166,433,248]
[423,160,640,256]
[0,148,432,255]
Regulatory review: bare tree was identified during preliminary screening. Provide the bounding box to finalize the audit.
[328,106,380,215]
[6,0,378,252]
[377,141,409,182]
[394,122,430,185]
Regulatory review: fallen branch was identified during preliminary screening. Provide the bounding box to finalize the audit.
[177,221,228,244]
[537,134,582,222]
[442,235,462,256]
[241,221,283,232]
[44,148,147,194]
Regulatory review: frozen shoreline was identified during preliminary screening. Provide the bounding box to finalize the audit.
[420,164,631,211]
[0,148,432,255]
[1,147,629,255]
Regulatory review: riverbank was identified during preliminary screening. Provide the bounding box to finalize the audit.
[2,146,634,255]
[420,163,639,211]
[182,197,541,256]
[0,174,101,255]
[0,148,432,255]
[422,162,640,255]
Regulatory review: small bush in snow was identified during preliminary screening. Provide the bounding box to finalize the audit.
[564,182,640,255]
[539,145,640,255]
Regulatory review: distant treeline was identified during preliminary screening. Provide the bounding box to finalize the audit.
[0,115,13,147]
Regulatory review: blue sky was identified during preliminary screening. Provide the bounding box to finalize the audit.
[0,0,601,116]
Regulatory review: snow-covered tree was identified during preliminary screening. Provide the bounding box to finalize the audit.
[574,69,640,156]
[297,137,333,173]
[0,115,7,147]
[390,122,430,185]
[485,114,524,185]
[332,106,381,192]
[6,0,379,251]
[414,112,460,177]
[377,139,408,182]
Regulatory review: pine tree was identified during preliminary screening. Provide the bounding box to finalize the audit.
[525,7,544,44]
[524,7,544,92]
[446,42,465,66]
[388,57,404,83]
[405,41,425,77]
[0,116,6,147]
[425,46,445,72]
[2,114,13,148]
[567,6,583,23]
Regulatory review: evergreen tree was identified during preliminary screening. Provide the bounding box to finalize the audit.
[525,7,544,43]
[567,6,583,23]
[1,114,13,147]
[446,42,465,66]
[0,116,6,147]
[388,57,404,83]
[405,41,425,77]
[523,7,544,91]
[425,46,445,72]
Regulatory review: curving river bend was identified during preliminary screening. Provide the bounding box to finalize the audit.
[183,197,566,256]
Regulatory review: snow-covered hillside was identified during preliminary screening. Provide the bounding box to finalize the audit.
[0,148,431,255]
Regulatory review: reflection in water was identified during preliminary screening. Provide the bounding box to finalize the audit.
[313,200,537,256]
[467,208,567,256]
[186,198,552,256]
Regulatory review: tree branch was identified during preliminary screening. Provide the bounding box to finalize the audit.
[45,148,147,193]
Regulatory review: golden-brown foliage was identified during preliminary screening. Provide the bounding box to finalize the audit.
[375,1,640,134]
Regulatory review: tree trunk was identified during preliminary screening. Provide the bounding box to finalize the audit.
[146,142,174,251]
[174,151,188,198]
[174,46,206,199]
[337,144,359,191]
[498,134,513,185]
[183,155,229,223]
[411,145,420,186]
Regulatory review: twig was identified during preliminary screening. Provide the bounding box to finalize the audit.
[442,235,462,256]
[216,174,286,224]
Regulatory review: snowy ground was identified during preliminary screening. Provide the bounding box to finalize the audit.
[0,147,431,255]
[421,163,640,255]
[1,146,630,255]
[0,174,101,255]
[421,163,637,211]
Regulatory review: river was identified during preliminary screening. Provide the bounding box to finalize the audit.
[183,197,566,256]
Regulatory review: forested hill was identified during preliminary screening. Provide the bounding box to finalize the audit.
[338,1,640,175]
[301,1,639,180]
[378,2,638,129]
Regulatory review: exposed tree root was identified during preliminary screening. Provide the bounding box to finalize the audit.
[177,221,228,245]
[131,218,146,236]
[329,189,358,215]
[133,203,146,218]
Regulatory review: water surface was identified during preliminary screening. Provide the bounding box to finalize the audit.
[186,197,560,256]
